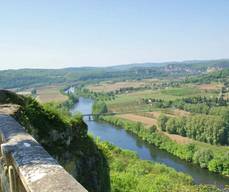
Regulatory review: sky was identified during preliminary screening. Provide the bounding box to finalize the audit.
[0,0,229,70]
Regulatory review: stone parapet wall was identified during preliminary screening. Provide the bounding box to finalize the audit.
[0,114,87,192]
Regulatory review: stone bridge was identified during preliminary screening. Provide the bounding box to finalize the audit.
[0,114,87,192]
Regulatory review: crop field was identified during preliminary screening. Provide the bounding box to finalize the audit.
[145,111,162,118]
[162,132,192,144]
[116,114,157,127]
[140,108,190,120]
[36,85,67,103]
[108,100,150,113]
[105,84,220,145]
[105,84,224,145]
[107,86,218,113]
[87,80,147,92]
[196,83,223,91]
[161,87,201,97]
[107,89,179,109]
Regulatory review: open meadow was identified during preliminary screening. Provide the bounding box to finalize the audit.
[87,80,147,92]
[36,85,67,103]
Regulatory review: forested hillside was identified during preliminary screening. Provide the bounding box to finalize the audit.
[186,68,229,84]
[1,59,229,89]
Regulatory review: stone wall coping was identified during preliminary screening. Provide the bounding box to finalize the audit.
[0,114,87,192]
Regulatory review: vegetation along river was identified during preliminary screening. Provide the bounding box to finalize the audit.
[71,97,229,189]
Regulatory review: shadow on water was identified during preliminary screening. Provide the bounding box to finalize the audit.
[71,97,229,189]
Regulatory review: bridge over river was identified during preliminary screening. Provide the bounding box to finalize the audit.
[81,110,150,120]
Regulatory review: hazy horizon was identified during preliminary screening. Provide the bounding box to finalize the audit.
[0,58,229,70]
[1,0,229,70]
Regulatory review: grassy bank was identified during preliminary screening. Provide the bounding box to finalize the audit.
[97,140,222,192]
[98,115,229,178]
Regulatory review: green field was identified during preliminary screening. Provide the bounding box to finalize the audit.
[107,86,218,113]
[161,87,200,96]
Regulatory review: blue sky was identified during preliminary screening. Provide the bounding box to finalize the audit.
[0,0,229,69]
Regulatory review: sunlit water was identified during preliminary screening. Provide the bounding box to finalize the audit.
[71,97,229,188]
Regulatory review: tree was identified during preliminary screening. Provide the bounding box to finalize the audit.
[92,101,108,114]
[165,118,177,134]
[193,149,213,168]
[158,114,169,131]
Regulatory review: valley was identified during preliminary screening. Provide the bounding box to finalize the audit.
[1,59,229,191]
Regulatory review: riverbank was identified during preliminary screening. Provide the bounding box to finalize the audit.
[99,115,229,178]
[96,140,222,192]
[71,97,229,189]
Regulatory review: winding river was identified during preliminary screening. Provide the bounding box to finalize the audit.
[71,97,229,188]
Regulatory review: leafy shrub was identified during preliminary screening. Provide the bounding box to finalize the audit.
[193,149,213,168]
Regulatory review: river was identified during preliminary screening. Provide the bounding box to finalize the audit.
[71,97,229,188]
